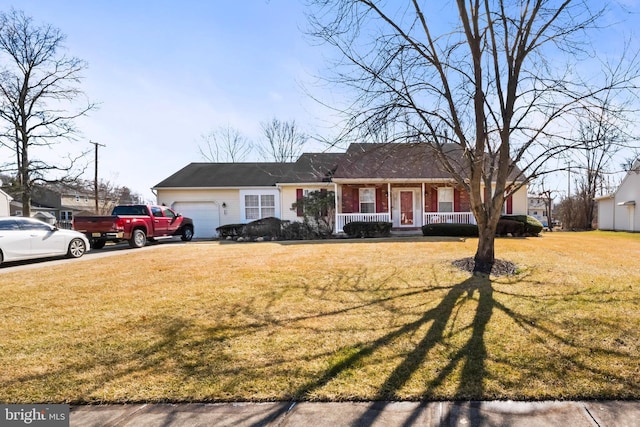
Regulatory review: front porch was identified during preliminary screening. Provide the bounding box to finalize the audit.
[335,212,476,233]
[333,182,476,233]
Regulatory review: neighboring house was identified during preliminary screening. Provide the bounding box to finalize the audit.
[596,159,640,232]
[154,143,528,238]
[528,196,549,227]
[0,188,12,216]
[6,186,112,228]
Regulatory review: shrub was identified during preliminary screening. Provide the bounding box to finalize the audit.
[243,217,283,238]
[281,221,320,240]
[500,215,543,236]
[216,223,245,239]
[496,219,525,237]
[422,223,479,237]
[291,190,335,237]
[343,221,392,238]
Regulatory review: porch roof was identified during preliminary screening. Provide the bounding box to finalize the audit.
[332,143,522,181]
[332,143,464,180]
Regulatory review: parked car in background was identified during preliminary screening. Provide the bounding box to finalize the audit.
[0,217,90,265]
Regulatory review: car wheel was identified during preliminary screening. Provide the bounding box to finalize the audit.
[181,226,194,241]
[129,229,147,248]
[0,251,3,265]
[67,238,87,258]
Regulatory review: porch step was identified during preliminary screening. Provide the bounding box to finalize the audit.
[391,228,422,237]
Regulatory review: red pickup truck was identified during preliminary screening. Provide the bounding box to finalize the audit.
[73,204,194,249]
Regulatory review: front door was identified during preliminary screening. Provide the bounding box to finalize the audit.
[400,191,414,225]
[392,188,421,228]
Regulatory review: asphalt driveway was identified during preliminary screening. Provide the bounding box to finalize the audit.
[0,238,192,273]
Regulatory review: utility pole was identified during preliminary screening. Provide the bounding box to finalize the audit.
[90,141,105,213]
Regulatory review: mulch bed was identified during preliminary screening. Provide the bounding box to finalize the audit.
[452,257,517,276]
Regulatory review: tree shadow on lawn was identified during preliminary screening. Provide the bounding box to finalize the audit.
[2,265,638,422]
[287,271,640,426]
[284,274,493,426]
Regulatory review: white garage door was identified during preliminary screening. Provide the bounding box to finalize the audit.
[172,202,219,239]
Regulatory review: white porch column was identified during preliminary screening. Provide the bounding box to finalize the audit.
[421,182,425,221]
[334,182,339,232]
[387,182,392,223]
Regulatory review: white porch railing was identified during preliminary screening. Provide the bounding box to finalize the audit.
[335,212,476,232]
[336,213,391,233]
[424,212,476,225]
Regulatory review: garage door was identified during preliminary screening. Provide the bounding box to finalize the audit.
[172,202,219,239]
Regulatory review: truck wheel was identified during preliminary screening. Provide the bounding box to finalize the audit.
[129,229,147,248]
[181,226,194,241]
[90,239,106,249]
[67,238,87,258]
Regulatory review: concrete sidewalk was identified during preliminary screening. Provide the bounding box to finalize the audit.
[71,400,640,426]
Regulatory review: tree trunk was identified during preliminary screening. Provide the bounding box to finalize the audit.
[474,223,496,275]
[20,132,30,217]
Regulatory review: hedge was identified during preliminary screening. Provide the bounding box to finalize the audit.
[343,221,393,238]
[215,223,245,239]
[500,215,543,235]
[422,223,479,237]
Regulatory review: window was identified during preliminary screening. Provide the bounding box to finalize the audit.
[0,219,20,230]
[359,188,376,213]
[244,194,276,220]
[18,219,51,231]
[245,195,260,220]
[261,194,276,217]
[60,211,73,221]
[241,190,279,221]
[162,207,176,219]
[151,206,163,217]
[438,187,453,212]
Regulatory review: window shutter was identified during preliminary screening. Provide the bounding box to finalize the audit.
[375,187,384,213]
[506,195,513,214]
[430,188,438,212]
[296,189,304,216]
[454,188,461,212]
[353,188,360,213]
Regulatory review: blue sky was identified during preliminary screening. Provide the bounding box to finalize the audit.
[1,1,638,201]
[1,0,334,200]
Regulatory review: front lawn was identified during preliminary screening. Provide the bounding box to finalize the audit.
[1,231,638,403]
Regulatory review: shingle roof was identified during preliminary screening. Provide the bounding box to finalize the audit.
[332,143,466,180]
[153,153,343,188]
[154,143,522,188]
[281,153,343,183]
[153,163,292,188]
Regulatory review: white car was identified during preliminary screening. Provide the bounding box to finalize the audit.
[0,217,90,265]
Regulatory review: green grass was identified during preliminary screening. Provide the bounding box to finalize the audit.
[0,231,639,403]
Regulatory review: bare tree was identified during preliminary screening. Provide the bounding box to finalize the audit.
[569,89,633,229]
[259,118,308,162]
[198,125,252,162]
[0,9,94,216]
[307,1,639,273]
